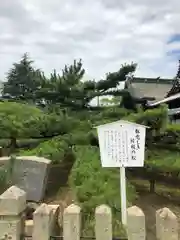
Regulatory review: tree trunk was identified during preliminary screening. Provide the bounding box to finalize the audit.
[150,179,155,193]
[0,147,3,157]
[9,137,18,153]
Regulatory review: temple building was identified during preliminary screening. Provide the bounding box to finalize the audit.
[131,77,173,101]
[128,60,180,122]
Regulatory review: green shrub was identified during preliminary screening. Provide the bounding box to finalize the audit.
[0,138,49,149]
[124,105,168,131]
[27,114,81,137]
[20,128,96,161]
[89,107,130,124]
[145,149,180,172]
[19,139,69,164]
[19,130,93,163]
[60,132,91,146]
[0,102,44,139]
[100,107,131,119]
[69,145,136,236]
[0,139,9,147]
[165,123,180,141]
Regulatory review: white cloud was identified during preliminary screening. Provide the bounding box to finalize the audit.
[0,0,180,80]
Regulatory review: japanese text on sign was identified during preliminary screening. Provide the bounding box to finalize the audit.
[130,128,141,161]
[103,129,129,165]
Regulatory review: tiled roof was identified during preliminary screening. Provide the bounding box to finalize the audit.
[131,77,173,100]
[133,77,173,84]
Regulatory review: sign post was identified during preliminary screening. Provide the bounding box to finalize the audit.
[96,120,148,226]
[120,166,127,225]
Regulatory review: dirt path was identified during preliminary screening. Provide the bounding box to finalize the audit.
[134,192,180,240]
[132,179,180,240]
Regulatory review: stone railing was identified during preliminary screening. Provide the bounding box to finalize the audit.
[0,186,178,240]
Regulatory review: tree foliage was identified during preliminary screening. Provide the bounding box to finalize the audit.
[0,102,44,150]
[0,102,42,137]
[0,101,79,151]
[1,54,137,110]
[2,53,41,102]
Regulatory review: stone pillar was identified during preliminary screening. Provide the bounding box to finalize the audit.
[127,206,146,240]
[32,203,53,240]
[156,207,178,240]
[0,185,26,240]
[63,204,81,240]
[95,205,112,240]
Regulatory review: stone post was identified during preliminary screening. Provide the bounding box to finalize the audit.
[95,205,112,240]
[127,206,146,240]
[0,185,26,240]
[32,203,53,240]
[156,207,178,240]
[63,204,81,240]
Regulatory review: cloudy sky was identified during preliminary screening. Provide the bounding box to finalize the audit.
[0,0,180,81]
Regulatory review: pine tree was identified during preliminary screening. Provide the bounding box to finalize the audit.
[36,60,137,109]
[2,53,41,101]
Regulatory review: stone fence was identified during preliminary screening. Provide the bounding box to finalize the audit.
[0,186,178,240]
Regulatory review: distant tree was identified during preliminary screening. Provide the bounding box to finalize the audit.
[2,54,137,110]
[2,53,41,102]
[100,97,113,106]
[100,97,122,106]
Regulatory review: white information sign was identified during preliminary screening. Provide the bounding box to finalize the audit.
[96,120,148,226]
[97,120,146,167]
